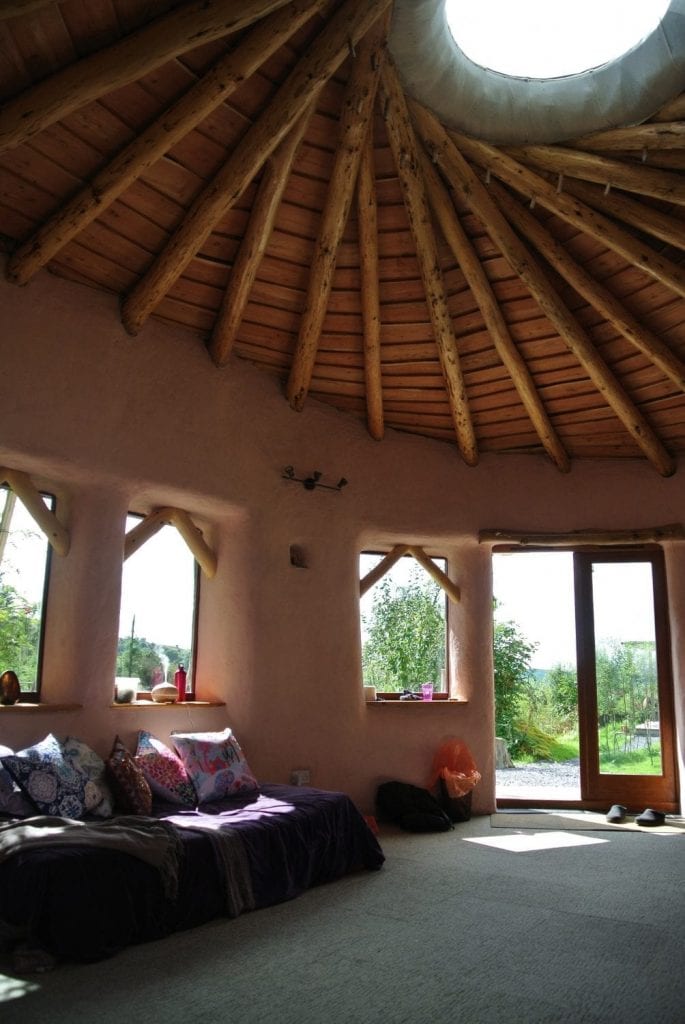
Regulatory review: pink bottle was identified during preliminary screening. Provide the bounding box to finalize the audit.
[175,664,187,703]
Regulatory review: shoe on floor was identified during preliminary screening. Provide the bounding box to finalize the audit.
[606,804,627,823]
[635,808,666,827]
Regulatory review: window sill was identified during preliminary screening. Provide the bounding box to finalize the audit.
[0,702,82,712]
[110,700,225,709]
[365,696,467,705]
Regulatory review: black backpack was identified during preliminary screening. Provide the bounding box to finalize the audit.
[376,781,453,833]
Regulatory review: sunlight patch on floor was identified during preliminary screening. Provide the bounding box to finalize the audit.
[0,973,41,1002]
[464,832,609,853]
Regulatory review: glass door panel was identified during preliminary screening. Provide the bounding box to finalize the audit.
[590,561,663,777]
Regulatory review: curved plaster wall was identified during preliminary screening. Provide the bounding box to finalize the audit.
[0,268,683,813]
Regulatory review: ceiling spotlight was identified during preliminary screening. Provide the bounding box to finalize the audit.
[282,467,348,492]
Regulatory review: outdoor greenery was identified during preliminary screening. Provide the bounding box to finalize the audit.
[116,624,190,691]
[361,565,445,691]
[0,579,41,686]
[493,605,662,772]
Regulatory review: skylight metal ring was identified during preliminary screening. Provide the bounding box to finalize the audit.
[388,0,685,144]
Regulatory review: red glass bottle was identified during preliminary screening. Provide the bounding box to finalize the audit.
[174,664,187,703]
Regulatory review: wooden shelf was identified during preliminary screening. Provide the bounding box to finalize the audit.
[0,703,82,712]
[110,700,225,709]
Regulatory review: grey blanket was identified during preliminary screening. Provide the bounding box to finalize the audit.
[0,815,183,899]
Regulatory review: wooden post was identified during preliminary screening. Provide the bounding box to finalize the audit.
[0,468,69,556]
[357,124,384,441]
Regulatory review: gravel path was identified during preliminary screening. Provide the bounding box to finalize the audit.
[496,758,580,789]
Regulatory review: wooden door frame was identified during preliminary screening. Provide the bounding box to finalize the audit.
[574,547,679,813]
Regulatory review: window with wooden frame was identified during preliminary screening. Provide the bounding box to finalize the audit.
[116,512,202,700]
[360,547,459,698]
[0,484,54,700]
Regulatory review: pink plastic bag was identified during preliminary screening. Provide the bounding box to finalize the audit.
[427,738,481,797]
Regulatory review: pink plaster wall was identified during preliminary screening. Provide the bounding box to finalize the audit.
[0,268,683,814]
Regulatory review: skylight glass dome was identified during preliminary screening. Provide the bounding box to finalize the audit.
[445,0,670,79]
[389,0,685,144]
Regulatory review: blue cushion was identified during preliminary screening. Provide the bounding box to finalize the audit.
[1,733,90,819]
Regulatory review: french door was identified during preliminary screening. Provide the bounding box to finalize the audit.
[574,549,678,812]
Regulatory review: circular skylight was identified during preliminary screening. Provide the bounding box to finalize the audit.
[388,0,685,144]
[445,0,670,79]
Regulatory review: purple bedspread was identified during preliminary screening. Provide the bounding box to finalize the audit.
[0,785,383,962]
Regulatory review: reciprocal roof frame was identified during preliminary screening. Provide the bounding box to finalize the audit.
[1,0,684,476]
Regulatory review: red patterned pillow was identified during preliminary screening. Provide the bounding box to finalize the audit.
[106,736,152,815]
[134,730,196,807]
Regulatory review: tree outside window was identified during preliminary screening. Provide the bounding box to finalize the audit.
[0,486,52,697]
[360,552,447,693]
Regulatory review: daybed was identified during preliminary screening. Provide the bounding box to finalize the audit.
[0,731,384,965]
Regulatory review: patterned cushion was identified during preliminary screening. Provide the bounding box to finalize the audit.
[0,743,36,818]
[171,728,259,804]
[61,735,115,817]
[105,736,152,815]
[134,731,196,806]
[1,733,90,819]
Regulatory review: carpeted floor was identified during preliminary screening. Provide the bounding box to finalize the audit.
[1,814,683,1024]
[491,810,685,833]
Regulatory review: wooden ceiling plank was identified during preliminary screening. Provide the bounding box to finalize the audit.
[417,145,570,473]
[357,122,384,440]
[411,101,676,477]
[286,14,388,411]
[208,108,312,368]
[379,60,478,466]
[122,0,393,335]
[0,0,296,151]
[490,180,685,395]
[507,144,685,206]
[444,124,685,300]
[560,178,685,252]
[7,0,325,285]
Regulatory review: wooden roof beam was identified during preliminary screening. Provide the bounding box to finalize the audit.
[379,61,478,467]
[559,178,685,253]
[566,122,685,152]
[357,124,385,441]
[506,144,685,206]
[7,0,326,286]
[489,179,685,395]
[122,0,393,336]
[0,0,294,152]
[444,126,685,300]
[208,109,313,367]
[286,15,388,411]
[0,467,69,556]
[416,145,570,473]
[410,102,675,477]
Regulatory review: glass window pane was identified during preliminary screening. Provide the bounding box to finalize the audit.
[117,514,198,696]
[360,552,447,693]
[0,485,53,696]
[591,561,662,776]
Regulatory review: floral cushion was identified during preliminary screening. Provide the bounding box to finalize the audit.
[1,734,90,819]
[134,730,196,806]
[61,735,115,817]
[0,743,36,818]
[106,736,153,815]
[171,728,259,804]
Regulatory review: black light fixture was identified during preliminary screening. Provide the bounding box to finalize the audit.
[282,466,348,492]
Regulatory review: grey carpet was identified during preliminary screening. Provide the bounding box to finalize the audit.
[1,815,683,1024]
[491,810,685,832]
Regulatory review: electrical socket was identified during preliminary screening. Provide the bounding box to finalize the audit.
[290,769,310,786]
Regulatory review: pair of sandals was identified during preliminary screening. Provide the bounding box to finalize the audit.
[606,804,666,826]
